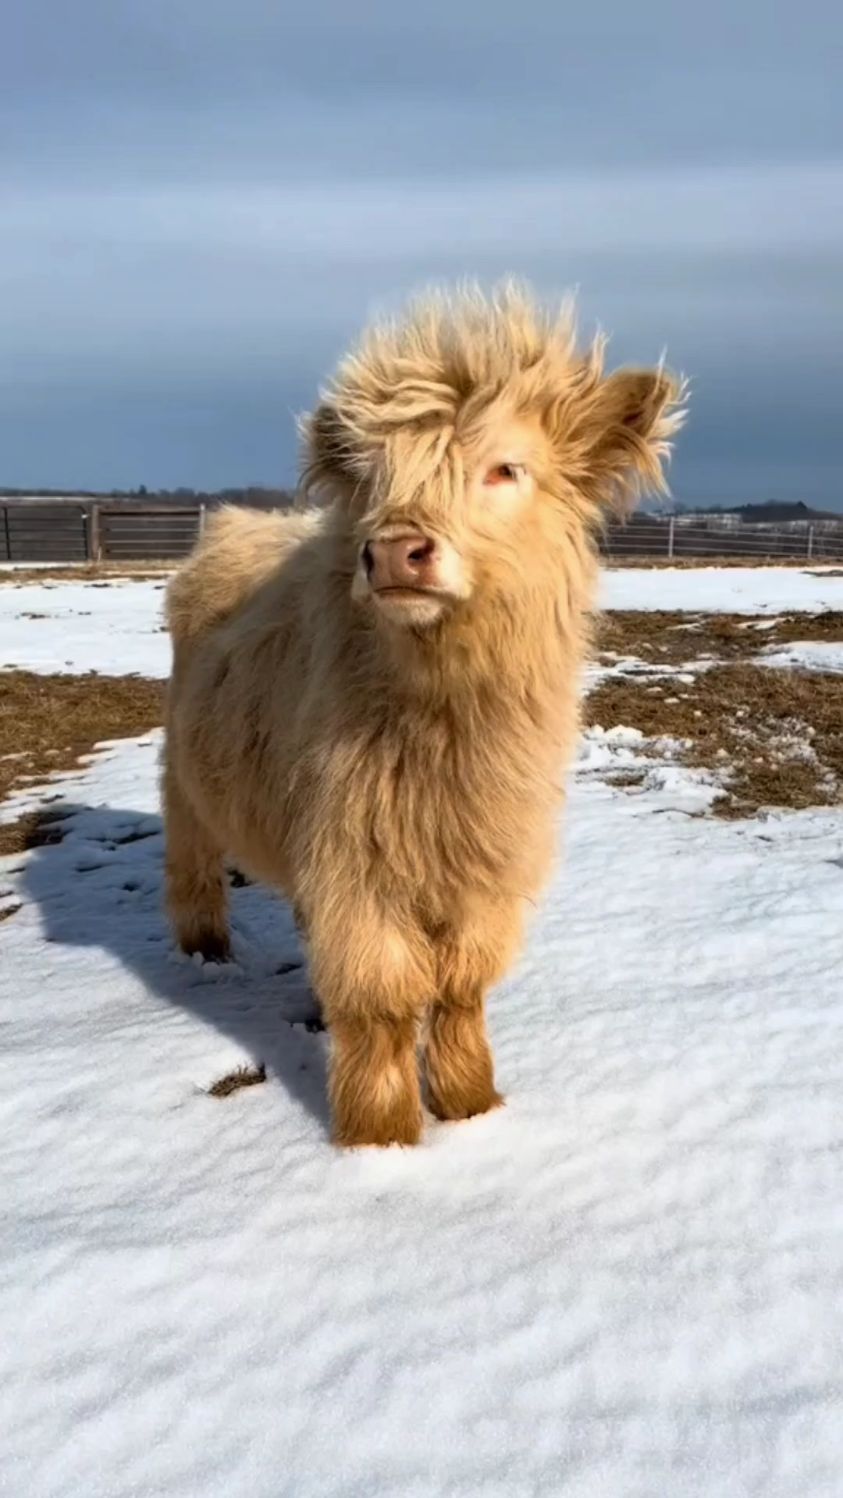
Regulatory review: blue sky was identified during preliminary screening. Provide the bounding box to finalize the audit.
[2,1,842,506]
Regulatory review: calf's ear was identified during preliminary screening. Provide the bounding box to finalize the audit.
[583,368,686,512]
[299,401,357,501]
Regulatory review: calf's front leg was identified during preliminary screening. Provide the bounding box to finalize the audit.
[307,904,435,1147]
[163,758,230,962]
[424,901,523,1122]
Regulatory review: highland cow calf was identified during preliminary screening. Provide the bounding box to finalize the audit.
[164,285,683,1146]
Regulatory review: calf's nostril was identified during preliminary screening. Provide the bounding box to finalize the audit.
[363,532,438,590]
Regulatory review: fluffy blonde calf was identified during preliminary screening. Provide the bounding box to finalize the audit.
[164,284,684,1146]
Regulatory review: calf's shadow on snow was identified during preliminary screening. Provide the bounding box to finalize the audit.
[21,801,331,1133]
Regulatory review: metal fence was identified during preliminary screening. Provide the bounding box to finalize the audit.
[603,517,843,562]
[0,502,203,563]
[2,503,90,562]
[2,500,843,565]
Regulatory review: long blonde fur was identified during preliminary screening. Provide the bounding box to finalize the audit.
[164,283,684,1146]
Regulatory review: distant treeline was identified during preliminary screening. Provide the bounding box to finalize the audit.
[675,500,840,523]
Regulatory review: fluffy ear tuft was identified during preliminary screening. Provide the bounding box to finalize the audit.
[299,401,357,501]
[585,367,686,512]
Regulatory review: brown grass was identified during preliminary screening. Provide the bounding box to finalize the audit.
[1,606,839,868]
[207,1064,267,1098]
[586,663,843,816]
[0,563,173,587]
[3,558,835,582]
[0,671,164,854]
[597,610,843,668]
[592,609,843,817]
[0,808,75,857]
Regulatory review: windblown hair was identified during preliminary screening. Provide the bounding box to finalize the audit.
[303,281,684,516]
[164,282,685,1147]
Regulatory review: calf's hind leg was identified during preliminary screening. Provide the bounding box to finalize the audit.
[163,761,231,962]
[425,1001,502,1122]
[329,1014,423,1147]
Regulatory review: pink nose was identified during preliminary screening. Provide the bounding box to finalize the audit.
[363,533,438,591]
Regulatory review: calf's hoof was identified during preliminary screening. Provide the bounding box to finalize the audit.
[332,1095,423,1149]
[427,1080,504,1123]
[179,928,232,964]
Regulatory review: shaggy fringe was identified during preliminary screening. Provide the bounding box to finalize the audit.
[301,280,685,517]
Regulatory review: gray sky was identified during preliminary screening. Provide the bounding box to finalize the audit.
[2,1,842,506]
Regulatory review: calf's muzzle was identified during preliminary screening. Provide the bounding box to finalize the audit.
[362,533,440,593]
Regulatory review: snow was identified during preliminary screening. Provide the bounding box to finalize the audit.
[0,578,170,676]
[2,565,843,1496]
[760,640,843,674]
[0,565,840,678]
[2,735,842,1497]
[601,565,843,615]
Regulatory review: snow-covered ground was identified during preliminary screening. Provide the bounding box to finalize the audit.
[0,577,170,676]
[760,640,843,674]
[2,567,842,1497]
[0,565,841,677]
[601,565,843,615]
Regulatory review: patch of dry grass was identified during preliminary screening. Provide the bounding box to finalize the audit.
[1,606,840,869]
[0,670,164,854]
[208,1064,267,1098]
[597,610,843,669]
[0,808,75,857]
[0,564,173,587]
[586,663,843,817]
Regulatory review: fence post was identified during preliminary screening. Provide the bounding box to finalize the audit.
[198,502,207,537]
[806,525,814,560]
[667,515,676,560]
[88,503,102,562]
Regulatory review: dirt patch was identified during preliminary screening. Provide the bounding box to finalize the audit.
[597,610,843,669]
[0,564,173,587]
[586,664,843,817]
[760,612,843,643]
[208,1064,267,1099]
[0,901,21,922]
[606,768,649,789]
[0,808,77,858]
[0,671,164,855]
[1,815,60,859]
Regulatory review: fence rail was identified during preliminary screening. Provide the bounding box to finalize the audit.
[3,503,88,562]
[603,517,843,563]
[0,502,204,563]
[2,501,843,565]
[97,506,201,560]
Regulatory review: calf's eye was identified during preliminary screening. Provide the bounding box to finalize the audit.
[484,463,521,485]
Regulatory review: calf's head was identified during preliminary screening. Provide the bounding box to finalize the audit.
[303,286,684,631]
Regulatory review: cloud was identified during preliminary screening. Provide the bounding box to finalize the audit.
[2,0,841,500]
[8,159,842,257]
